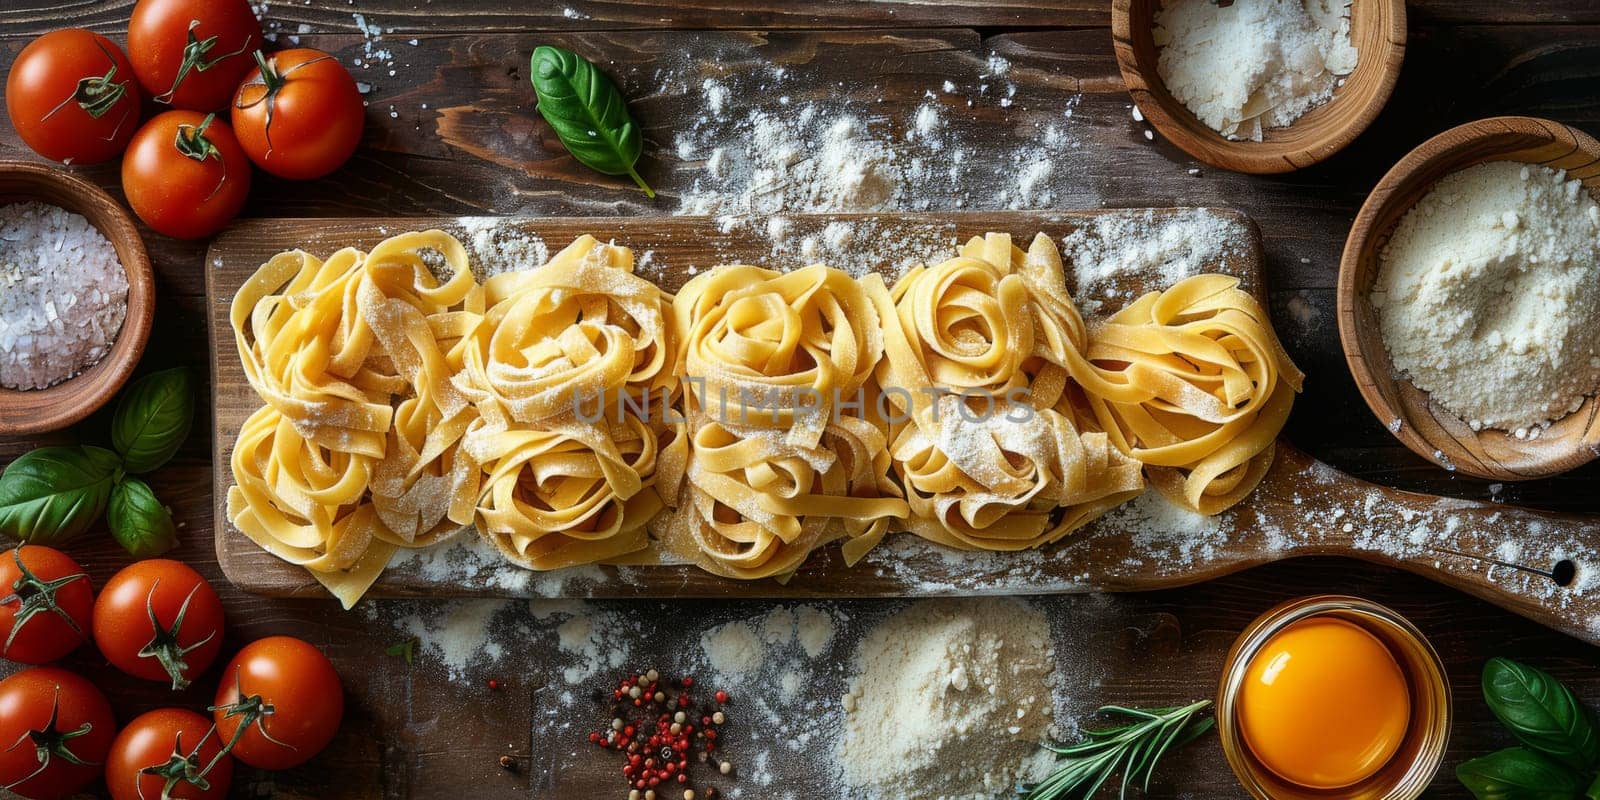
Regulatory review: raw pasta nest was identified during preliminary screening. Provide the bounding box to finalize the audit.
[455,236,685,570]
[1074,274,1305,514]
[666,264,907,579]
[874,233,1145,550]
[227,231,484,607]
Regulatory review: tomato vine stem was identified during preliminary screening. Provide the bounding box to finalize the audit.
[137,580,217,691]
[154,19,253,105]
[0,549,87,659]
[1,687,101,792]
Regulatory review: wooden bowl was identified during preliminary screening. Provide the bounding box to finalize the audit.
[1338,116,1600,481]
[0,162,153,436]
[1112,0,1406,174]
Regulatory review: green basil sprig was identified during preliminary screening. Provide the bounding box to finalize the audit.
[1458,749,1585,800]
[1483,658,1600,773]
[530,44,654,198]
[112,367,195,474]
[0,446,121,545]
[0,367,194,555]
[107,477,178,558]
[1460,658,1600,800]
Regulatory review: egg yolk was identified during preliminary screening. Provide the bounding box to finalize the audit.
[1237,617,1410,789]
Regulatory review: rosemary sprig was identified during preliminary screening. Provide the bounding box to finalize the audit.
[1023,699,1215,800]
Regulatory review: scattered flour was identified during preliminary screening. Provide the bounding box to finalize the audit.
[395,599,513,683]
[1154,0,1358,141]
[455,217,551,277]
[671,60,1086,220]
[1372,161,1600,434]
[839,598,1058,799]
[702,620,766,678]
[534,601,633,685]
[1061,208,1249,306]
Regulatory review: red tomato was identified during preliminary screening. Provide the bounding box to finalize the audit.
[121,110,251,239]
[93,559,225,690]
[0,667,115,800]
[212,636,342,769]
[106,708,232,800]
[128,0,262,111]
[231,48,364,179]
[0,546,92,665]
[5,29,142,164]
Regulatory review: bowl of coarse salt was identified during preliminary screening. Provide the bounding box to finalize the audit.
[1339,116,1600,481]
[0,161,154,436]
[1111,0,1406,174]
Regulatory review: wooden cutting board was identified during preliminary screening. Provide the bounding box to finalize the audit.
[205,211,1600,645]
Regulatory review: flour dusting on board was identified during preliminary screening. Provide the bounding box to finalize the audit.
[1063,208,1251,307]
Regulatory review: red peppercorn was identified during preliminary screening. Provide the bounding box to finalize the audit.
[682,676,694,687]
[715,690,728,703]
[488,679,501,690]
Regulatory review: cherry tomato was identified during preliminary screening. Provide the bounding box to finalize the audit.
[231,48,364,180]
[5,29,142,165]
[93,559,225,690]
[122,110,252,239]
[212,636,342,769]
[0,667,115,800]
[0,546,92,665]
[129,0,262,111]
[106,708,232,800]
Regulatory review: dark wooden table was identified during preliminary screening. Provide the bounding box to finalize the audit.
[1,1,1598,797]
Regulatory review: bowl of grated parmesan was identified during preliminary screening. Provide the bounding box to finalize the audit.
[1338,116,1600,481]
[0,161,154,436]
[1112,0,1406,174]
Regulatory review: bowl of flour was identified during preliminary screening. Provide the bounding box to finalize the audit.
[1111,0,1406,174]
[1338,116,1600,481]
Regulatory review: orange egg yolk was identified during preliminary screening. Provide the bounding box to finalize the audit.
[1237,617,1410,789]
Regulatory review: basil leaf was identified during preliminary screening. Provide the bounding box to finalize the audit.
[1484,657,1600,772]
[0,446,120,545]
[1458,748,1584,800]
[111,367,195,474]
[107,477,177,558]
[530,45,654,197]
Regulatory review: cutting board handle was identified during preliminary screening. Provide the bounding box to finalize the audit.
[1260,446,1600,644]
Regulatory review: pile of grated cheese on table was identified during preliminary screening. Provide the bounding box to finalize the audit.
[0,201,128,390]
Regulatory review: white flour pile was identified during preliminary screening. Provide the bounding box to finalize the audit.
[454,217,550,277]
[838,598,1059,799]
[1061,208,1250,312]
[678,106,911,216]
[0,201,127,390]
[1371,161,1600,435]
[1154,0,1358,141]
[672,71,1084,220]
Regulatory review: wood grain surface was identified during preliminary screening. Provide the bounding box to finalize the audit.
[1,2,1599,798]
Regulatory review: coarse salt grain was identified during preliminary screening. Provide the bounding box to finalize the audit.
[0,201,127,390]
